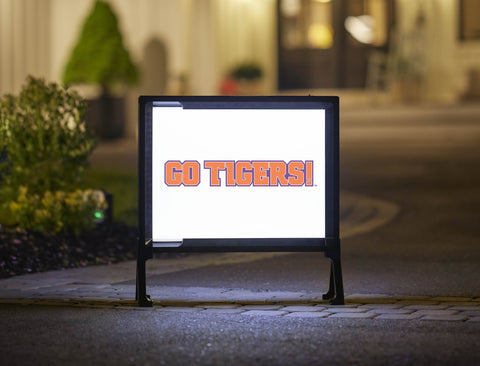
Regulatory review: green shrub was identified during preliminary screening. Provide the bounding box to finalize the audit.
[0,76,99,233]
[9,187,107,235]
[0,76,96,195]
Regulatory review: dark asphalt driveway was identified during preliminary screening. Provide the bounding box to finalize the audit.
[1,304,479,366]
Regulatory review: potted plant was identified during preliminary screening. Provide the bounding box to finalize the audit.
[220,62,263,95]
[63,0,138,139]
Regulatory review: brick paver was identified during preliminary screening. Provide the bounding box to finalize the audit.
[1,289,480,322]
[239,305,284,311]
[284,311,331,318]
[195,304,240,309]
[411,310,459,316]
[447,305,480,310]
[241,310,288,316]
[441,302,477,307]
[323,307,368,313]
[328,312,377,319]
[404,304,449,310]
[357,304,404,310]
[281,305,323,312]
[420,314,468,321]
[395,300,440,305]
[375,313,422,320]
[365,308,414,315]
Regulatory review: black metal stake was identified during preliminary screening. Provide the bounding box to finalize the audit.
[323,238,345,305]
[330,255,345,305]
[136,254,152,307]
[323,262,335,301]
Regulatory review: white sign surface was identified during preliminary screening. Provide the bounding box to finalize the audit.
[152,107,325,242]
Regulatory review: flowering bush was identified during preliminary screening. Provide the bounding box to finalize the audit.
[9,187,107,235]
[0,76,101,233]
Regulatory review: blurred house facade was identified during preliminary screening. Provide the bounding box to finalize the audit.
[1,0,479,137]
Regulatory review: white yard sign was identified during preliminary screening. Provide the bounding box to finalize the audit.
[151,108,326,242]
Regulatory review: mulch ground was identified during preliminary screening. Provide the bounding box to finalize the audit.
[0,222,138,278]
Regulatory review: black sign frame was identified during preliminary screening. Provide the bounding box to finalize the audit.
[137,96,343,306]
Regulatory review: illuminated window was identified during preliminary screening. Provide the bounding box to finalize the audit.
[280,0,333,49]
[344,0,387,46]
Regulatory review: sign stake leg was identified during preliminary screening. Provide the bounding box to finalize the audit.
[136,257,153,307]
[329,256,344,305]
[323,262,335,300]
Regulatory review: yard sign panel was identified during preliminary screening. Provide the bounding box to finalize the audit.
[151,107,326,243]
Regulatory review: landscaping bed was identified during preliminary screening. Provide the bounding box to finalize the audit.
[0,77,147,280]
[0,222,137,278]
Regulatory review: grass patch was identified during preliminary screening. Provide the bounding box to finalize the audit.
[82,168,137,226]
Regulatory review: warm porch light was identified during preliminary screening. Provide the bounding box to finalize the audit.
[308,23,333,49]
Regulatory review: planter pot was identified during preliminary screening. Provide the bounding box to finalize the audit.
[235,79,262,95]
[85,95,125,139]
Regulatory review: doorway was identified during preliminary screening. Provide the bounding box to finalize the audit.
[278,0,394,89]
